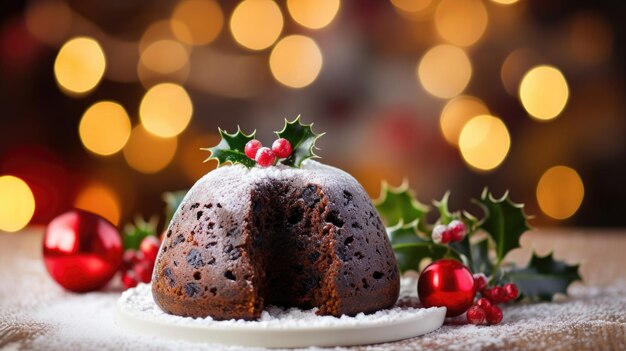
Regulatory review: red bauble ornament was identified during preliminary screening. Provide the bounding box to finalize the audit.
[417,259,476,317]
[43,209,123,293]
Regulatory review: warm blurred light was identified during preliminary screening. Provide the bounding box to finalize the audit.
[270,35,323,89]
[491,0,519,4]
[25,0,72,46]
[519,65,569,121]
[230,0,283,51]
[171,0,223,45]
[569,13,613,65]
[101,38,139,83]
[140,20,178,52]
[537,166,584,220]
[74,182,121,225]
[417,45,472,99]
[54,37,106,95]
[140,40,189,74]
[500,49,542,96]
[440,95,489,146]
[124,125,178,174]
[79,101,131,156]
[435,0,488,47]
[139,83,193,138]
[391,0,433,14]
[179,133,220,182]
[459,115,510,171]
[0,176,35,232]
[287,0,340,29]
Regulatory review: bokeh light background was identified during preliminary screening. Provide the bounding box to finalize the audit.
[0,0,624,232]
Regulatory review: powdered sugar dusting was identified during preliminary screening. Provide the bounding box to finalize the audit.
[3,230,626,350]
[119,278,434,329]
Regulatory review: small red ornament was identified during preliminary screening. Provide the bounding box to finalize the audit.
[418,259,476,317]
[244,139,263,160]
[272,138,292,158]
[43,210,123,293]
[255,147,276,167]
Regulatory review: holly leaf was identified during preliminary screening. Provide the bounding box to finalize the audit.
[393,242,462,273]
[123,216,158,250]
[475,189,531,262]
[471,238,493,276]
[275,116,324,167]
[387,220,427,246]
[433,191,455,225]
[505,252,581,301]
[375,180,429,230]
[202,127,256,168]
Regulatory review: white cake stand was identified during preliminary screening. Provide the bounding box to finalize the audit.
[115,284,446,348]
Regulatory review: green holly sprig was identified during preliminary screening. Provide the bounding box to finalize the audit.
[202,116,323,168]
[375,182,581,302]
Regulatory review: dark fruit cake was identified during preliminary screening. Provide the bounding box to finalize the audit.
[151,161,400,320]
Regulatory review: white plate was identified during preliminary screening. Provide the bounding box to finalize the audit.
[115,284,445,348]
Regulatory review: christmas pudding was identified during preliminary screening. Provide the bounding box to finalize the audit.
[151,118,400,320]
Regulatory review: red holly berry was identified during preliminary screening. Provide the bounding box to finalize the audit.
[441,230,452,244]
[481,287,492,300]
[255,147,276,167]
[466,305,487,325]
[473,273,488,292]
[486,305,503,325]
[448,220,467,242]
[244,139,263,160]
[475,297,492,310]
[431,224,447,244]
[490,286,507,304]
[272,138,292,158]
[122,270,138,289]
[504,283,519,301]
[134,261,153,283]
[121,249,137,271]
[139,235,161,264]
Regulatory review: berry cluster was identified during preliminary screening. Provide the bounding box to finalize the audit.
[431,220,467,244]
[245,138,292,167]
[467,274,519,325]
[120,235,161,289]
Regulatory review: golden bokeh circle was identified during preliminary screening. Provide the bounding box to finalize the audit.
[79,101,131,156]
[417,45,472,99]
[139,83,193,138]
[230,0,283,51]
[519,65,569,121]
[440,96,489,146]
[536,166,584,220]
[54,37,106,95]
[0,176,35,232]
[458,115,510,171]
[269,35,323,88]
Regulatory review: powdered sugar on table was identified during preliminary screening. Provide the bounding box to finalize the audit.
[114,278,446,347]
[118,278,434,329]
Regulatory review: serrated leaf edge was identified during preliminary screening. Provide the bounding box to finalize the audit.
[274,115,325,167]
[201,126,256,167]
[373,178,430,213]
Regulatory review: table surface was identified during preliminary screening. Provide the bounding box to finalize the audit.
[1,228,625,351]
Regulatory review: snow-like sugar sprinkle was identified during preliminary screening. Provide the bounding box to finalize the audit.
[118,278,434,329]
